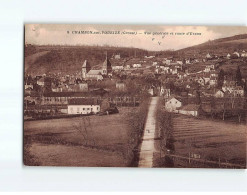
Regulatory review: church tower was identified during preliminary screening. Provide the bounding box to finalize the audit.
[102,52,112,75]
[82,60,91,79]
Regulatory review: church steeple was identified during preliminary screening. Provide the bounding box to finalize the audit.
[82,60,91,79]
[102,51,112,75]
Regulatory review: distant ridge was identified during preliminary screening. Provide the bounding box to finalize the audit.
[177,34,247,55]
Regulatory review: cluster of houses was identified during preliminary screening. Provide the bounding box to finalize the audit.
[25,49,246,118]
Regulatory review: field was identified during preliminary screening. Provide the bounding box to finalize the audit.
[24,107,137,167]
[171,114,246,167]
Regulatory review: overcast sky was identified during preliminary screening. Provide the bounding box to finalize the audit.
[25,24,247,51]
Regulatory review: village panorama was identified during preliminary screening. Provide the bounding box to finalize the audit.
[24,33,247,168]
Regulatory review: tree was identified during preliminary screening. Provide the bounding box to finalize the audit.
[195,90,201,105]
[73,117,95,146]
[217,69,225,89]
[235,66,242,86]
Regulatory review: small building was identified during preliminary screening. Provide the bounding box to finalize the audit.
[132,63,142,68]
[176,60,183,65]
[165,97,182,112]
[232,86,245,97]
[241,50,247,57]
[233,51,240,58]
[116,81,126,91]
[25,84,33,90]
[206,53,213,59]
[37,77,45,86]
[67,98,100,115]
[112,65,124,70]
[209,77,217,86]
[125,64,131,69]
[78,82,89,92]
[114,54,121,59]
[214,89,225,98]
[178,104,201,117]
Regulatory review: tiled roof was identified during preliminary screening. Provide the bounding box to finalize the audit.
[87,69,102,75]
[68,98,100,105]
[180,104,200,111]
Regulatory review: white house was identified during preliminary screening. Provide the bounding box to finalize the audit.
[165,59,172,65]
[125,64,131,69]
[132,63,142,68]
[177,60,183,65]
[227,53,231,59]
[241,50,247,57]
[25,84,33,90]
[215,90,225,98]
[232,86,245,97]
[206,53,212,59]
[112,65,124,70]
[233,51,240,58]
[161,65,170,73]
[37,77,45,86]
[67,98,100,115]
[165,97,182,112]
[209,77,217,86]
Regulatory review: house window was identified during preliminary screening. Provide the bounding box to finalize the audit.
[87,108,90,110]
[77,107,80,113]
[83,108,85,110]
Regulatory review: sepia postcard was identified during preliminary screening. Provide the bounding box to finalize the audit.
[24,24,247,168]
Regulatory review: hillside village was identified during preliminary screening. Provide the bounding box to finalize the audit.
[24,44,247,122]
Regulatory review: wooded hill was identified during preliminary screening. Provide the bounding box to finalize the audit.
[25,45,148,76]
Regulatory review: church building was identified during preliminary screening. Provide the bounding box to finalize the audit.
[81,54,112,81]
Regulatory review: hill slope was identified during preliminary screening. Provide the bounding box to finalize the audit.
[25,45,148,76]
[177,34,247,56]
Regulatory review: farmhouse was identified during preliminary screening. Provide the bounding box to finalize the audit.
[165,97,182,112]
[68,98,100,115]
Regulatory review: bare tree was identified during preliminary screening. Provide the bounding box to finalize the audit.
[73,116,95,146]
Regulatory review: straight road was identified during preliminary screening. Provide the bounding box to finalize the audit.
[138,97,159,168]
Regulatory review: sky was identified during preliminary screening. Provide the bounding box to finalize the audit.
[25,24,247,51]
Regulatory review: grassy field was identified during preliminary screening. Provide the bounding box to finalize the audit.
[171,114,246,167]
[24,107,138,167]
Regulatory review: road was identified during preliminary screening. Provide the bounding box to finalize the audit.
[138,97,159,168]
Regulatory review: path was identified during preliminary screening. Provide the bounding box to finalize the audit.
[138,97,159,168]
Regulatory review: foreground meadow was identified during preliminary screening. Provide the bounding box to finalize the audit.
[24,107,144,167]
